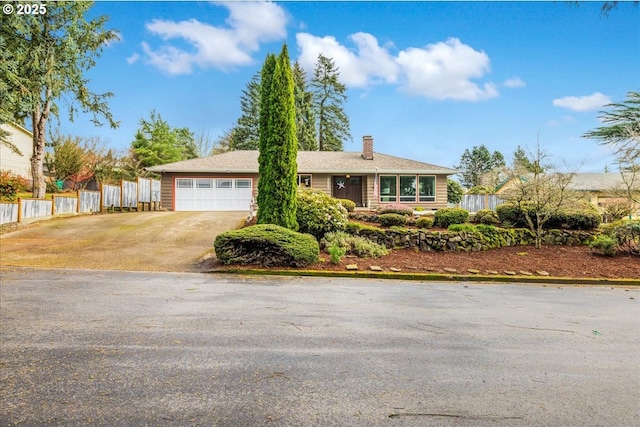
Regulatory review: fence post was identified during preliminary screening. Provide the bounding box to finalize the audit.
[76,190,80,213]
[17,198,22,223]
[120,180,124,211]
[51,195,56,216]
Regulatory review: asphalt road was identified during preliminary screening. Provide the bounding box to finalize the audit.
[1,267,639,426]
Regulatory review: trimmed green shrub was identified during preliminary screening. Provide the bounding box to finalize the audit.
[214,224,319,267]
[349,212,380,223]
[416,217,434,229]
[336,198,356,212]
[377,203,414,216]
[296,188,348,238]
[562,210,601,231]
[321,231,389,258]
[433,208,469,228]
[589,235,618,256]
[610,221,640,255]
[378,213,407,227]
[496,204,528,228]
[448,223,477,232]
[328,244,346,264]
[345,221,362,234]
[414,206,425,212]
[473,209,500,225]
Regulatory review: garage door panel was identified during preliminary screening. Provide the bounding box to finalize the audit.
[175,178,252,211]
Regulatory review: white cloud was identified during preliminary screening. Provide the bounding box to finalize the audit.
[296,34,497,101]
[142,1,287,75]
[396,38,497,101]
[504,77,526,88]
[126,53,140,65]
[552,92,611,112]
[296,32,398,87]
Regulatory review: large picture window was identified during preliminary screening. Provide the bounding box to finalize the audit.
[399,175,417,202]
[379,176,397,202]
[419,176,436,202]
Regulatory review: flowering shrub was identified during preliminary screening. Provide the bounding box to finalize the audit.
[377,203,414,216]
[296,188,348,238]
[0,170,30,201]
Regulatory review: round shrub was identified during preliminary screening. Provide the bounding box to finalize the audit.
[610,221,640,255]
[561,210,601,230]
[377,203,414,216]
[336,198,356,212]
[378,213,407,227]
[296,188,348,238]
[473,209,500,225]
[589,235,618,256]
[496,204,528,228]
[214,224,319,267]
[0,170,30,201]
[433,208,469,228]
[416,217,434,229]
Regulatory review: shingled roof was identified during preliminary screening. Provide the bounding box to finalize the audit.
[147,150,457,175]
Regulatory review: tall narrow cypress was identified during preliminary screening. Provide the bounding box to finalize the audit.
[257,45,299,230]
[256,54,276,224]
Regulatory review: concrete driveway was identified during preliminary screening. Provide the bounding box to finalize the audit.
[1,269,639,426]
[0,211,246,272]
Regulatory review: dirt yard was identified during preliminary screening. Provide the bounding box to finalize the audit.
[0,211,245,272]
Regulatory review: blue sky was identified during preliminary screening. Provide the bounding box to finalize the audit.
[57,1,639,173]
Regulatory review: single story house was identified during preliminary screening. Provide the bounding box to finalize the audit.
[0,122,33,179]
[495,172,639,218]
[147,136,458,212]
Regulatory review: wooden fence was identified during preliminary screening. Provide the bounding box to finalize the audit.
[0,179,161,225]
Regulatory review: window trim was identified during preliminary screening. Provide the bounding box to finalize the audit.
[378,174,437,204]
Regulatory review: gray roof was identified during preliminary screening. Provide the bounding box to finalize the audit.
[147,150,458,175]
[568,173,634,191]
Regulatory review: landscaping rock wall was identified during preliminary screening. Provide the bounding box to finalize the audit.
[352,227,595,252]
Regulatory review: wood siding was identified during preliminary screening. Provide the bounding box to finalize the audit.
[0,123,33,179]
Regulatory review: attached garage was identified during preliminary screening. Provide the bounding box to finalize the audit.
[174,178,253,211]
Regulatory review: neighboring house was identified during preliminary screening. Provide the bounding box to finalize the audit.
[495,172,639,218]
[147,136,457,212]
[0,122,33,179]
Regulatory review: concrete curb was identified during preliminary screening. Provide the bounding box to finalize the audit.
[208,268,640,287]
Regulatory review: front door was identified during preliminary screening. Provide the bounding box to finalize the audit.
[332,176,363,207]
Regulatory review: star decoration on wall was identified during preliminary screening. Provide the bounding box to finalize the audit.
[337,180,345,189]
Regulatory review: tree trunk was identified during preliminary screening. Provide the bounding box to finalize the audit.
[30,102,49,198]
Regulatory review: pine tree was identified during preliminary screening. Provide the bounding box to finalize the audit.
[229,72,261,150]
[311,54,351,151]
[292,61,317,151]
[257,46,299,229]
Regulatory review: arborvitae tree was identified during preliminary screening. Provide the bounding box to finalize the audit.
[229,72,261,150]
[257,54,277,223]
[257,46,298,229]
[293,61,317,151]
[311,54,351,151]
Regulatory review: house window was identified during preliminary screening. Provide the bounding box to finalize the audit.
[399,175,417,203]
[419,176,436,202]
[216,179,232,189]
[379,176,397,202]
[297,174,312,187]
[235,179,251,189]
[176,178,193,189]
[196,179,212,189]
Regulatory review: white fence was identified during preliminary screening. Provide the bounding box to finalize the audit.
[459,194,504,212]
[0,203,19,224]
[0,179,161,225]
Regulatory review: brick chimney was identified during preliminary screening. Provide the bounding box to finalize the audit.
[362,135,374,160]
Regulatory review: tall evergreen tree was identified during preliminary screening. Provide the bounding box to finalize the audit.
[311,54,351,151]
[456,145,506,188]
[257,45,298,229]
[512,145,543,173]
[229,72,261,150]
[257,54,277,223]
[292,61,317,151]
